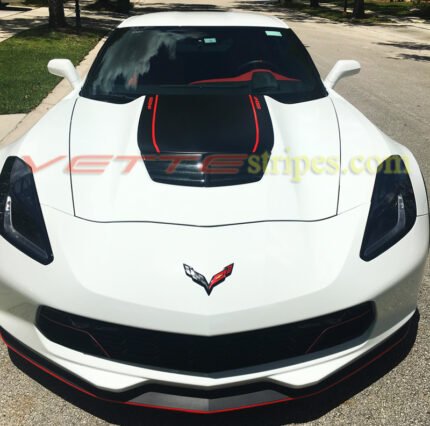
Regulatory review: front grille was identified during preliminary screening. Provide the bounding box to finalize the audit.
[36,303,374,375]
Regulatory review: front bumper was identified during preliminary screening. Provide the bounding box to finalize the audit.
[0,315,416,414]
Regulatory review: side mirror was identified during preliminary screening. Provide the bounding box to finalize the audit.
[324,60,360,90]
[47,59,81,90]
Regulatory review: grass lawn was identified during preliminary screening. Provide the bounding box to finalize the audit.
[0,24,106,114]
[280,0,430,23]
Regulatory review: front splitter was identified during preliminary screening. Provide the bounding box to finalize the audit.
[0,315,414,414]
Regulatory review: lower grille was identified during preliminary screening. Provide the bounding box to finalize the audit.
[36,303,374,375]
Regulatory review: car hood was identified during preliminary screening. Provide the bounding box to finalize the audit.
[70,95,340,225]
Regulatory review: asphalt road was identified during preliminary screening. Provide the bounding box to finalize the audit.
[0,2,429,425]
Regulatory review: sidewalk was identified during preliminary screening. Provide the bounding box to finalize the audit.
[0,6,76,42]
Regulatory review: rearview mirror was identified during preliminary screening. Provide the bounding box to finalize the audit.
[324,60,360,90]
[47,59,81,90]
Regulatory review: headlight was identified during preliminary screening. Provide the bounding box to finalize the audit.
[360,155,416,261]
[0,156,53,265]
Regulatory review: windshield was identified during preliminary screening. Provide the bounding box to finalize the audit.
[81,26,326,104]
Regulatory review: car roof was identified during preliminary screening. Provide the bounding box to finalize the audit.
[118,11,289,29]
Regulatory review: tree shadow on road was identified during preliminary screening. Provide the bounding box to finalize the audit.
[377,41,430,51]
[394,53,430,62]
[7,311,419,426]
[376,41,430,62]
[127,0,340,25]
[231,0,337,24]
[228,0,427,27]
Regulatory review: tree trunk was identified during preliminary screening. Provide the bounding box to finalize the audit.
[75,0,81,28]
[352,0,365,18]
[48,0,66,28]
[310,0,319,7]
[117,0,131,13]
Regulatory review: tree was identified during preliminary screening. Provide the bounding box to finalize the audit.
[75,0,81,28]
[48,0,66,28]
[310,0,319,7]
[352,0,365,18]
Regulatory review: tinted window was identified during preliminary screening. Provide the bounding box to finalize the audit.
[81,26,326,103]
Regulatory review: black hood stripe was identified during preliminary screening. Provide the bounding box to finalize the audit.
[137,94,274,186]
[150,94,261,154]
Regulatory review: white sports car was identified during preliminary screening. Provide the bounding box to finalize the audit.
[0,11,428,414]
